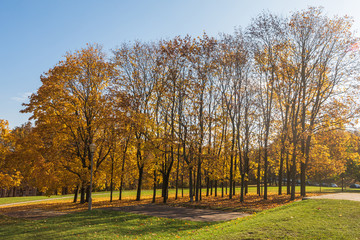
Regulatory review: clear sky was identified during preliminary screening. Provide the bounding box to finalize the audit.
[1,0,360,129]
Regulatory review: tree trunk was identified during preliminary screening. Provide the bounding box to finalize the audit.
[110,158,114,202]
[80,186,85,204]
[189,167,193,202]
[175,149,180,200]
[73,185,79,203]
[233,181,236,196]
[290,146,297,200]
[119,180,124,201]
[152,170,157,203]
[278,147,285,195]
[119,136,129,200]
[193,168,196,195]
[229,135,235,200]
[221,181,224,197]
[225,181,228,195]
[206,176,210,196]
[195,157,202,201]
[300,162,306,197]
[162,174,170,203]
[286,153,291,195]
[240,173,245,202]
[245,181,248,195]
[181,173,184,198]
[85,185,90,203]
[264,143,268,200]
[257,160,261,196]
[136,166,144,201]
[214,180,217,197]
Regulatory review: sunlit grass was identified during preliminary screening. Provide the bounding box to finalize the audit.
[1,199,359,239]
[1,185,358,206]
[0,209,214,239]
[190,199,360,239]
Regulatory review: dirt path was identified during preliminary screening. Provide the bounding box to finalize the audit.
[304,192,360,201]
[102,204,251,222]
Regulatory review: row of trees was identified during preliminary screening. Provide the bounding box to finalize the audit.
[1,7,360,203]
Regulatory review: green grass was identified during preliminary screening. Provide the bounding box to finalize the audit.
[0,188,189,205]
[0,195,73,205]
[191,199,360,240]
[0,190,161,205]
[0,189,184,205]
[1,199,360,239]
[1,185,358,206]
[0,209,213,239]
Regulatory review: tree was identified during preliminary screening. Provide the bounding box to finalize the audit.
[248,12,286,200]
[112,42,157,201]
[288,7,359,197]
[0,120,22,191]
[309,130,359,185]
[23,44,116,203]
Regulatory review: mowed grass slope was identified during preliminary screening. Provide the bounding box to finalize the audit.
[191,199,360,240]
[0,210,214,240]
[1,199,360,239]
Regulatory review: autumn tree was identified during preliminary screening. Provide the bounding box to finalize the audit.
[248,12,287,200]
[307,130,359,189]
[11,7,360,205]
[23,44,116,203]
[112,42,158,201]
[288,7,360,197]
[0,120,22,193]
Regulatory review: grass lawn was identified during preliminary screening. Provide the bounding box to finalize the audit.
[1,185,358,206]
[0,209,214,239]
[0,195,73,205]
[191,199,360,240]
[0,199,359,239]
[0,189,179,205]
[0,189,162,205]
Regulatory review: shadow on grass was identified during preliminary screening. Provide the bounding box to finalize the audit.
[0,209,215,239]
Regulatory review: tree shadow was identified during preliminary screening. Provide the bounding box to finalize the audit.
[0,209,217,239]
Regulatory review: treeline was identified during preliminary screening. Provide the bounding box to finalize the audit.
[1,7,360,203]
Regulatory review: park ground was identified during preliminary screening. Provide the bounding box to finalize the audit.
[0,186,360,239]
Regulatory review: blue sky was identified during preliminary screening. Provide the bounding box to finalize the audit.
[1,0,360,129]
